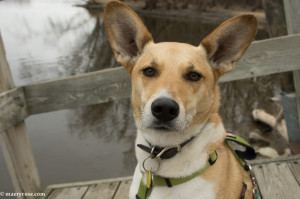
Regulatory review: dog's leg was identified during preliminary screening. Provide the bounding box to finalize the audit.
[129,165,142,199]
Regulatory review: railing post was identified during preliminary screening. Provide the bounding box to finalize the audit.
[0,33,41,197]
[283,0,300,141]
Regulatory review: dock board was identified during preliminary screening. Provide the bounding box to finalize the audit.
[249,154,300,199]
[44,155,300,199]
[44,177,132,199]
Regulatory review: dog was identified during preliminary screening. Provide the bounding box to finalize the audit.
[104,1,257,198]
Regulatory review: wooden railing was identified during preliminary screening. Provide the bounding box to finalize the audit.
[1,34,300,134]
[0,0,299,198]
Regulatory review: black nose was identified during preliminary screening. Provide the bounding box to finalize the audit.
[151,98,179,122]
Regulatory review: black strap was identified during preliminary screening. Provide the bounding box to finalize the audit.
[225,136,256,160]
[240,182,247,199]
[164,178,172,187]
[137,136,195,160]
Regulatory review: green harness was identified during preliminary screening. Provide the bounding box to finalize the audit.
[136,133,260,199]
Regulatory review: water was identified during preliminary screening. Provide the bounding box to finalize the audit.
[0,0,123,192]
[0,0,287,193]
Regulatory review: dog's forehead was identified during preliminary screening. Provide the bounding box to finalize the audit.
[139,42,208,67]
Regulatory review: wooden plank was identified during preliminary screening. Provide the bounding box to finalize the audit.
[0,32,41,196]
[284,0,300,138]
[289,159,300,185]
[22,34,300,115]
[46,186,88,199]
[24,67,131,115]
[83,182,119,199]
[249,154,300,165]
[44,187,54,199]
[220,34,300,82]
[252,162,300,199]
[46,176,132,190]
[113,180,132,199]
[0,87,28,133]
[0,33,14,91]
[0,123,42,196]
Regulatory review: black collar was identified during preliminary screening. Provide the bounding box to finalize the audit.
[137,136,195,160]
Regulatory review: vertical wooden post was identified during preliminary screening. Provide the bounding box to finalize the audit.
[283,0,300,139]
[263,0,300,144]
[262,0,287,37]
[0,33,41,197]
[262,0,295,91]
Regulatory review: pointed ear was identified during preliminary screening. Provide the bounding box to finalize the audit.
[104,1,153,74]
[200,14,257,78]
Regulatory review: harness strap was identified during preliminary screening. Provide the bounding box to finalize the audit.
[136,133,259,199]
[136,151,218,199]
[225,133,256,161]
[225,133,261,199]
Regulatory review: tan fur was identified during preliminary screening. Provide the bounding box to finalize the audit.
[130,43,217,126]
[204,114,253,199]
[203,143,251,199]
[104,1,257,198]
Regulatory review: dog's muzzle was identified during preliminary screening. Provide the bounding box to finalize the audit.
[151,97,179,122]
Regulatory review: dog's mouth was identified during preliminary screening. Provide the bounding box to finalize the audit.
[153,126,170,131]
[149,122,175,132]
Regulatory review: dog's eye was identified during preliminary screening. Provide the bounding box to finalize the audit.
[142,67,156,77]
[186,72,202,81]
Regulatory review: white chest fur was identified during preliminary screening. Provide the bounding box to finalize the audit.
[130,165,216,199]
[129,123,225,199]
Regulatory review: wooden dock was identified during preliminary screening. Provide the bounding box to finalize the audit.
[43,176,132,199]
[1,1,300,199]
[43,154,300,199]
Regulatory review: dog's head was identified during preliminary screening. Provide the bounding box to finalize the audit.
[104,1,257,145]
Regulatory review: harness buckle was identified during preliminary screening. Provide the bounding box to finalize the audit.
[208,151,218,165]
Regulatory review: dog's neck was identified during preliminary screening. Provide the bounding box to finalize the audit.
[135,113,226,178]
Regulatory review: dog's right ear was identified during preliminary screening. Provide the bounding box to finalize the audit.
[104,1,153,74]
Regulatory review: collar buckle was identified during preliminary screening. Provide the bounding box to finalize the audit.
[156,144,182,159]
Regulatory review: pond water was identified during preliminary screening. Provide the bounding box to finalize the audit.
[0,0,288,193]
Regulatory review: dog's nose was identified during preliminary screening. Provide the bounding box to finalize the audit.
[151,98,179,122]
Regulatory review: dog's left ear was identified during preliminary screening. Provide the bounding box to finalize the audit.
[200,14,257,79]
[104,1,153,74]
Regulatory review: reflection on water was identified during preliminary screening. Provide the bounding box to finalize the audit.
[18,109,128,191]
[0,0,117,86]
[0,0,284,193]
[0,0,122,192]
[68,99,137,172]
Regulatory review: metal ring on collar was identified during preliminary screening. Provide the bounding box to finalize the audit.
[142,155,161,173]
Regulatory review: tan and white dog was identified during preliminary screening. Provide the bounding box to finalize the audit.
[104,1,257,199]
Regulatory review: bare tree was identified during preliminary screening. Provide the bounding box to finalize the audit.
[143,0,157,10]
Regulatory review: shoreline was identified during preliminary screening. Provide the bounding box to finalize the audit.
[75,0,266,27]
